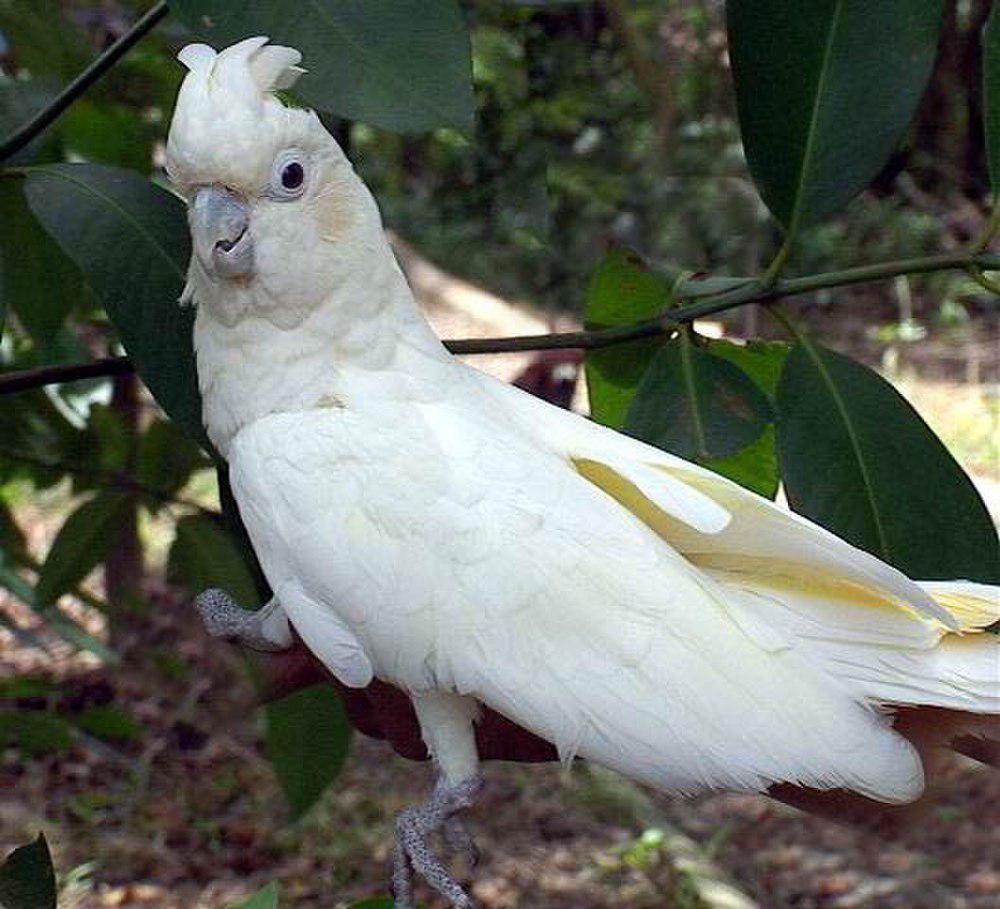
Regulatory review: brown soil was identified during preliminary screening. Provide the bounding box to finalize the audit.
[2,586,998,909]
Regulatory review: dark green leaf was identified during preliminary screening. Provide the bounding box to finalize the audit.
[776,342,999,582]
[169,514,262,608]
[347,900,393,909]
[137,420,210,510]
[237,883,279,909]
[0,0,88,80]
[61,100,154,173]
[87,404,131,473]
[265,684,350,820]
[985,3,1000,200]
[0,177,79,342]
[624,334,773,463]
[171,0,475,133]
[0,390,89,491]
[0,711,73,756]
[217,465,273,602]
[0,833,57,909]
[697,340,789,498]
[0,81,63,165]
[584,250,674,428]
[0,502,26,560]
[0,677,57,701]
[72,706,144,742]
[0,564,115,662]
[728,0,943,231]
[706,426,779,500]
[35,492,130,608]
[24,164,204,443]
[706,340,789,403]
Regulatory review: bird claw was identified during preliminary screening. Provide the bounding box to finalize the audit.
[391,775,483,909]
[194,588,291,652]
[443,816,480,866]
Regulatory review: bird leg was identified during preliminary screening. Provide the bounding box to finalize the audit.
[392,774,484,909]
[393,691,483,908]
[194,587,293,652]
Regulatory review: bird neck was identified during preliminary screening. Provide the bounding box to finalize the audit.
[193,239,451,457]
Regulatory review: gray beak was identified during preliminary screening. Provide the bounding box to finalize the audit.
[191,185,254,278]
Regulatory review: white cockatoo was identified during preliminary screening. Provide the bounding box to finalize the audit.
[166,38,1000,908]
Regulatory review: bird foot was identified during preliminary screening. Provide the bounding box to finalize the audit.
[194,588,292,652]
[392,774,484,909]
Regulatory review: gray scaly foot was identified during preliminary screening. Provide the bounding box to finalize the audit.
[392,774,484,909]
[194,587,292,652]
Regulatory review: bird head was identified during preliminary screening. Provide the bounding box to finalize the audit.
[166,37,378,327]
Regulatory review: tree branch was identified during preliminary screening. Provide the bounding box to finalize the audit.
[0,249,996,395]
[0,2,169,162]
[0,356,135,393]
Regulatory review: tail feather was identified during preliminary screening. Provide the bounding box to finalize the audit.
[717,574,999,715]
[919,579,999,632]
[770,707,999,835]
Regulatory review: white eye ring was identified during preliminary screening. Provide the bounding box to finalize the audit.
[270,149,308,200]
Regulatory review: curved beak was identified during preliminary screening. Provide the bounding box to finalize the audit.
[191,185,254,279]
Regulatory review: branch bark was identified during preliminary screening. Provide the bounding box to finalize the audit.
[0,249,996,395]
[0,2,169,162]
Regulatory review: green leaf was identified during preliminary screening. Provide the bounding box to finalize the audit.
[776,342,999,582]
[698,340,789,498]
[0,502,27,560]
[584,250,674,428]
[35,492,130,609]
[168,514,262,608]
[0,563,115,662]
[0,833,57,909]
[0,0,88,80]
[236,883,279,909]
[0,177,79,342]
[727,0,943,231]
[60,100,154,173]
[985,3,1000,200]
[347,900,393,909]
[87,404,131,473]
[72,706,144,742]
[0,711,73,756]
[24,164,204,443]
[706,426,779,500]
[0,677,57,701]
[137,420,210,510]
[624,334,773,463]
[706,339,789,403]
[265,684,350,820]
[0,81,62,166]
[171,0,475,133]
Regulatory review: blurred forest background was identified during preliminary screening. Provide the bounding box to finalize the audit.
[1,1,998,907]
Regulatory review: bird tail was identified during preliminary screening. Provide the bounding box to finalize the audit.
[768,707,999,834]
[764,578,998,833]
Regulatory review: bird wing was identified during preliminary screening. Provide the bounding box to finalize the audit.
[485,376,956,630]
[229,398,927,803]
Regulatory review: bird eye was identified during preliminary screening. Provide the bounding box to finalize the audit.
[270,150,307,200]
[281,162,304,190]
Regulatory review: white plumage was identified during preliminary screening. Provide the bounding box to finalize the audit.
[166,37,999,905]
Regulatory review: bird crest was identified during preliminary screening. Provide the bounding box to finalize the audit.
[177,36,304,97]
[166,37,311,193]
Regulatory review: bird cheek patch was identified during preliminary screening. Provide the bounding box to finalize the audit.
[310,168,355,242]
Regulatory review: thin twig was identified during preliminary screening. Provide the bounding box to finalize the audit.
[0,2,169,162]
[0,356,136,393]
[0,249,997,395]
